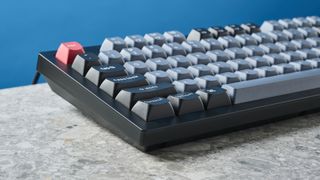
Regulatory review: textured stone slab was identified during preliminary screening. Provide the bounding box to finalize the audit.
[0,84,319,179]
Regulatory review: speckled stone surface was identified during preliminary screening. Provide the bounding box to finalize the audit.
[0,84,320,180]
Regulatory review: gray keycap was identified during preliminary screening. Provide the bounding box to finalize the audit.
[99,50,124,65]
[207,62,233,74]
[297,27,319,37]
[272,63,296,74]
[181,40,206,53]
[196,88,231,109]
[124,60,149,74]
[263,54,288,64]
[275,41,298,51]
[267,31,289,41]
[280,51,304,62]
[306,58,320,68]
[216,72,241,84]
[206,50,231,62]
[252,32,274,43]
[306,16,320,26]
[163,31,186,43]
[200,38,224,50]
[306,37,320,47]
[173,79,199,93]
[167,92,204,115]
[100,37,128,52]
[166,67,193,80]
[124,35,147,49]
[162,42,187,56]
[222,69,320,104]
[291,39,313,49]
[120,47,146,61]
[194,75,220,89]
[144,70,172,84]
[254,66,278,77]
[167,55,191,68]
[260,20,284,32]
[224,47,248,59]
[289,61,313,71]
[71,53,101,76]
[242,45,266,56]
[187,28,213,41]
[132,97,175,121]
[235,69,259,80]
[259,43,282,54]
[145,58,171,71]
[283,29,305,39]
[293,17,313,27]
[85,64,127,86]
[245,56,270,67]
[218,36,241,48]
[187,64,212,77]
[278,19,299,29]
[296,49,319,59]
[142,45,167,58]
[235,34,258,46]
[187,52,211,65]
[227,59,252,71]
[144,33,167,46]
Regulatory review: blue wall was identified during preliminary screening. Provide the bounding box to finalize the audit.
[0,0,319,89]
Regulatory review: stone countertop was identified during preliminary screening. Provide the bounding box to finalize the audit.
[0,84,320,180]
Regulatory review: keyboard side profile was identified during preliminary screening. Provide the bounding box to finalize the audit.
[37,16,320,151]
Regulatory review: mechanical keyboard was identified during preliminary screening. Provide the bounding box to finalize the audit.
[36,16,320,151]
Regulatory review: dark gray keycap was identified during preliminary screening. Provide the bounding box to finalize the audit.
[181,40,206,53]
[100,37,127,52]
[124,35,147,49]
[173,79,199,93]
[187,28,213,41]
[200,38,224,50]
[167,93,204,115]
[116,83,176,109]
[132,97,175,121]
[252,32,274,43]
[224,24,246,35]
[280,51,304,62]
[144,33,167,46]
[206,50,231,62]
[293,17,313,27]
[283,29,305,39]
[216,72,241,84]
[120,48,146,61]
[187,64,212,77]
[163,31,186,43]
[313,47,320,54]
[124,60,149,74]
[235,34,258,46]
[194,75,220,89]
[306,37,320,47]
[145,58,171,71]
[208,26,230,38]
[218,36,241,48]
[100,74,148,97]
[240,23,260,33]
[267,31,289,41]
[260,20,284,32]
[235,69,259,80]
[71,53,101,76]
[263,54,288,64]
[166,67,193,80]
[226,59,252,71]
[297,27,319,37]
[162,42,187,56]
[278,19,299,29]
[306,16,320,27]
[289,61,313,71]
[259,43,282,54]
[275,41,298,51]
[196,88,231,109]
[306,58,320,68]
[296,49,319,59]
[144,70,171,84]
[142,45,167,58]
[224,47,248,59]
[207,62,233,74]
[98,50,124,65]
[242,45,265,56]
[222,69,320,104]
[187,52,211,65]
[254,66,278,77]
[291,39,313,49]
[167,55,191,68]
[272,63,296,74]
[245,56,270,67]
[85,64,127,86]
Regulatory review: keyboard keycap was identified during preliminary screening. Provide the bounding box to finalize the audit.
[293,17,313,27]
[245,56,270,67]
[222,69,320,104]
[167,93,204,115]
[263,54,288,64]
[116,83,176,109]
[297,27,319,37]
[100,37,127,52]
[132,97,175,121]
[124,60,149,74]
[124,35,147,49]
[291,39,313,49]
[275,41,298,51]
[252,32,274,43]
[145,58,171,71]
[260,20,284,32]
[267,31,290,41]
[144,33,167,46]
[196,88,231,109]
[98,50,124,65]
[163,31,186,43]
[225,24,246,35]
[283,29,305,39]
[187,28,213,41]
[225,47,248,59]
[240,23,260,33]
[207,62,233,74]
[181,40,206,53]
[296,49,319,59]
[306,37,320,47]
[173,79,199,93]
[162,42,187,56]
[187,64,212,77]
[194,75,220,89]
[235,34,258,46]
[71,53,101,76]
[259,43,281,54]
[226,59,252,71]
[142,45,167,58]
[272,63,296,74]
[242,45,265,56]
[187,52,211,65]
[167,55,191,68]
[85,64,127,86]
[144,70,172,84]
[120,48,146,61]
[254,66,278,77]
[200,38,224,50]
[206,50,232,62]
[100,74,148,97]
[306,58,320,68]
[166,67,193,80]
[306,16,320,27]
[280,51,304,62]
[289,61,313,71]
[218,36,241,48]
[56,42,85,64]
[216,72,241,84]
[278,19,299,29]
[235,69,259,80]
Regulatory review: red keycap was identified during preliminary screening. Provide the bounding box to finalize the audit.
[55,42,85,64]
